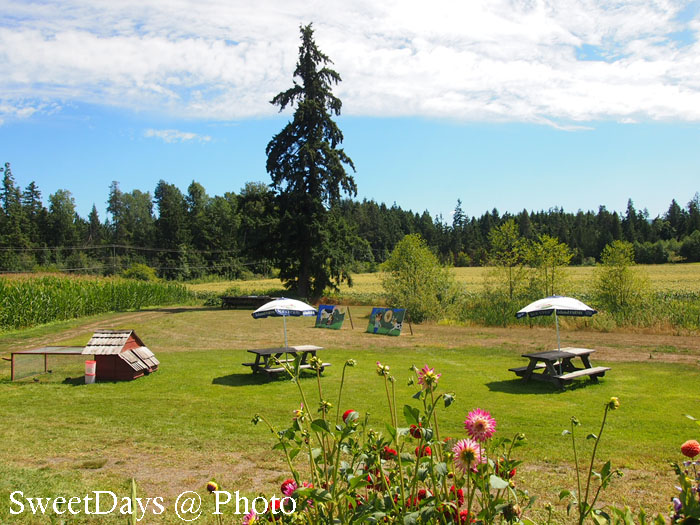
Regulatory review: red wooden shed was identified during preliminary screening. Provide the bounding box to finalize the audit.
[81,330,159,381]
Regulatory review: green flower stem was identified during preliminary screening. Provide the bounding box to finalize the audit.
[256,414,299,483]
[388,381,407,510]
[383,375,396,428]
[581,405,610,525]
[429,389,443,459]
[334,362,350,426]
[377,457,400,515]
[570,419,582,517]
[314,367,331,491]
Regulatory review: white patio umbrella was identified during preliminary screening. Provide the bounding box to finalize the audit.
[516,295,597,351]
[252,298,317,348]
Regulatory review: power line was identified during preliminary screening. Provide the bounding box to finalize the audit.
[0,243,241,255]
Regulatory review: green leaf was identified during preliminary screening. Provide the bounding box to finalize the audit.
[586,433,598,440]
[288,448,300,461]
[600,460,612,480]
[489,475,509,490]
[385,423,397,441]
[349,476,370,490]
[443,393,455,408]
[310,419,331,434]
[435,462,448,477]
[403,405,420,426]
[562,429,571,436]
[559,489,572,500]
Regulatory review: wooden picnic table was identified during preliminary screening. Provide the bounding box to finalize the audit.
[509,347,610,389]
[242,345,331,377]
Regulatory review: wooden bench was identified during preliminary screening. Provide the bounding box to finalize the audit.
[558,366,610,382]
[508,363,546,376]
[251,363,332,375]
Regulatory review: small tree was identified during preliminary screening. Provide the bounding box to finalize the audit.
[527,234,573,297]
[382,234,457,323]
[594,240,650,317]
[488,220,528,300]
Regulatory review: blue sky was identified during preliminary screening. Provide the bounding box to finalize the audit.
[1,1,699,222]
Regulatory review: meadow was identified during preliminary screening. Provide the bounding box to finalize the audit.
[187,263,700,297]
[1,304,699,523]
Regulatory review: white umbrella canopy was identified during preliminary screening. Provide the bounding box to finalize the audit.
[516,296,597,320]
[252,298,317,348]
[516,295,597,351]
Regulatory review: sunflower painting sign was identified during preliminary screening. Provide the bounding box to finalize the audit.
[366,308,406,336]
[315,305,346,330]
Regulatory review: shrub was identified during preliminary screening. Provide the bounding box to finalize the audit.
[382,234,459,323]
[593,241,650,321]
[121,263,159,281]
[679,231,700,262]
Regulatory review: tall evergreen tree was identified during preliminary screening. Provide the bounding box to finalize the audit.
[22,181,47,245]
[1,163,27,247]
[266,23,357,299]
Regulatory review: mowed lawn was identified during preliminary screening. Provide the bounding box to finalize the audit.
[1,307,699,523]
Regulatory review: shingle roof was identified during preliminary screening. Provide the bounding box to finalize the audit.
[119,350,149,372]
[132,346,160,370]
[82,329,143,355]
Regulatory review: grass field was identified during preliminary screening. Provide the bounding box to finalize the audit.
[1,306,699,523]
[187,262,700,297]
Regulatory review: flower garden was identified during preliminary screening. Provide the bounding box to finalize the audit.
[208,358,699,524]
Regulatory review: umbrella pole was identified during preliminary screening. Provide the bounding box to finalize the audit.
[555,310,562,374]
[283,315,288,348]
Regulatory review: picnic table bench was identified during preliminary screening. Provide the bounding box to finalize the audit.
[509,347,610,389]
[243,345,331,377]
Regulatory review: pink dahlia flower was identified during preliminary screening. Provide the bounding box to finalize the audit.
[281,478,297,497]
[417,364,441,390]
[453,438,482,473]
[464,408,496,442]
[242,510,257,524]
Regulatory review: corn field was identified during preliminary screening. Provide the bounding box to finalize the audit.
[0,275,194,331]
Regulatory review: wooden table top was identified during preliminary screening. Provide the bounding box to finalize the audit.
[247,345,323,355]
[522,350,577,360]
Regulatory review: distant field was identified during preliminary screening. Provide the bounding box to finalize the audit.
[188,262,700,296]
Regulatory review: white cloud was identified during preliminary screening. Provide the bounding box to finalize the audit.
[144,128,212,143]
[0,0,699,125]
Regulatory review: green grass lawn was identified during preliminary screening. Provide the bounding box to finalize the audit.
[1,308,698,523]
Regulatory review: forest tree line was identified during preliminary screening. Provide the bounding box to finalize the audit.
[1,161,700,280]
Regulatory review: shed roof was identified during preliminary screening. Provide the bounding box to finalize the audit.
[119,350,149,372]
[82,329,145,355]
[132,346,160,369]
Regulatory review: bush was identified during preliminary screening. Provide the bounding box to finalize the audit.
[680,231,700,262]
[634,241,669,264]
[593,241,650,321]
[121,263,159,281]
[382,234,459,323]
